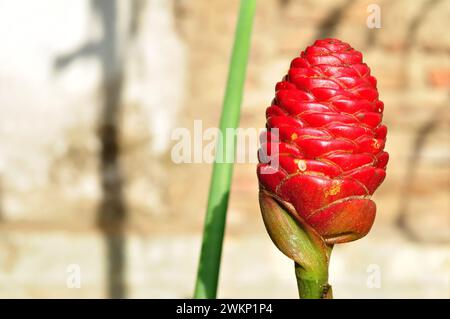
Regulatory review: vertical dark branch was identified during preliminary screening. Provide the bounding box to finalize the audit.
[396,107,445,242]
[396,0,440,240]
[400,0,439,87]
[54,0,128,298]
[94,0,127,299]
[98,75,127,299]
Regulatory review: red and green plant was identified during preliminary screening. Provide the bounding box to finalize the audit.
[193,0,387,299]
[257,38,388,298]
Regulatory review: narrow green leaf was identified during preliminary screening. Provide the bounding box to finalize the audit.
[193,0,256,299]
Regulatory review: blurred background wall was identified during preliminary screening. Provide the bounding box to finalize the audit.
[0,0,448,298]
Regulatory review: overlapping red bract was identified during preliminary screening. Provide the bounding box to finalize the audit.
[257,39,388,244]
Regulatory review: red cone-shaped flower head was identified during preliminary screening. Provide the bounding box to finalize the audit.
[258,38,388,244]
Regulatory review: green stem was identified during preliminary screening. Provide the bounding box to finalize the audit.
[193,0,256,299]
[295,246,333,299]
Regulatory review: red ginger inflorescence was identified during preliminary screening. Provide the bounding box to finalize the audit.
[258,38,388,244]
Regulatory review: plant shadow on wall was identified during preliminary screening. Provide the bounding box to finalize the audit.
[394,0,449,244]
[314,0,354,40]
[397,106,449,243]
[54,0,143,298]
